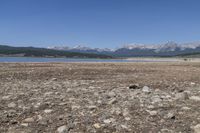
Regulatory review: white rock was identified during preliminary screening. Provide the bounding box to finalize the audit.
[165,112,175,119]
[108,98,117,104]
[142,86,151,93]
[146,110,157,116]
[21,123,28,127]
[193,124,200,133]
[57,125,68,133]
[103,119,112,124]
[88,105,97,110]
[181,106,191,111]
[175,92,189,100]
[51,78,57,81]
[71,105,80,110]
[123,108,129,116]
[93,123,101,129]
[108,91,116,97]
[190,96,200,101]
[147,105,155,109]
[37,115,43,120]
[44,109,53,113]
[121,124,128,129]
[23,117,34,123]
[2,95,11,100]
[151,96,162,103]
[125,117,131,121]
[8,102,16,108]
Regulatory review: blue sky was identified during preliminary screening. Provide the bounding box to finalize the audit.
[0,0,200,48]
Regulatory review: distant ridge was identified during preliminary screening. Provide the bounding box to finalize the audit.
[0,45,112,59]
[49,41,200,57]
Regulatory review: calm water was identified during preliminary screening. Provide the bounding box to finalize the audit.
[0,57,137,63]
[0,57,173,63]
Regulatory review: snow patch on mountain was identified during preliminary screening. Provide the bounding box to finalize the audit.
[48,41,200,53]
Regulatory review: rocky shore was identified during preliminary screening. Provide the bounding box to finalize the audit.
[0,62,200,133]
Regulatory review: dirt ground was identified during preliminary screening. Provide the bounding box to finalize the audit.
[0,62,200,133]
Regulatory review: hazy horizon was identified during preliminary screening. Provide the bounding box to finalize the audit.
[1,0,200,48]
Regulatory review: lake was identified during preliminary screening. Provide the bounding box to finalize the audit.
[0,57,178,63]
[0,57,133,63]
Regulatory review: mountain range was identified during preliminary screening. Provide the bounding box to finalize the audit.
[48,41,200,57]
[0,45,112,58]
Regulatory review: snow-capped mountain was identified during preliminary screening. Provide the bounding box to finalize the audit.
[48,41,200,57]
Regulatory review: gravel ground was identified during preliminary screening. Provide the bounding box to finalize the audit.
[0,62,200,133]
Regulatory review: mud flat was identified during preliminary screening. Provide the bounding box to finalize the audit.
[1,62,200,133]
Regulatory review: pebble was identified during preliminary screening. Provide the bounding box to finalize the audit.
[190,96,200,101]
[51,78,57,81]
[23,117,34,123]
[142,86,151,93]
[2,95,11,100]
[71,105,80,110]
[8,102,16,108]
[108,91,116,98]
[88,105,97,110]
[151,96,162,103]
[160,128,173,133]
[103,119,112,124]
[125,117,131,121]
[121,124,128,129]
[147,105,155,109]
[57,125,68,133]
[193,124,200,133]
[21,123,28,127]
[93,123,101,129]
[59,102,68,106]
[44,109,53,113]
[181,106,191,111]
[146,110,158,116]
[165,112,175,119]
[108,98,117,104]
[175,92,189,100]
